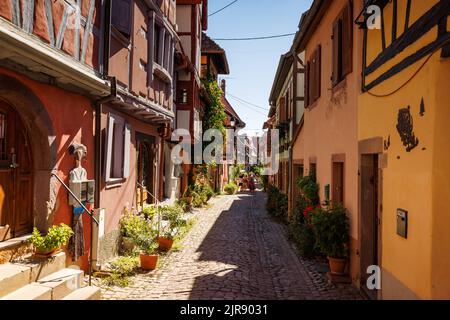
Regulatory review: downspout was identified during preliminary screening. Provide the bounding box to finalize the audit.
[94,0,115,209]
[91,0,116,273]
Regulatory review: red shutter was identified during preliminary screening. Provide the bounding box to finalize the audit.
[332,19,340,86]
[315,46,321,101]
[342,1,353,76]
[305,62,310,106]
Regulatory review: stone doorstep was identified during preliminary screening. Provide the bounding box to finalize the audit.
[62,286,101,300]
[13,252,67,282]
[0,264,31,297]
[33,268,84,300]
[0,234,32,251]
[0,283,52,300]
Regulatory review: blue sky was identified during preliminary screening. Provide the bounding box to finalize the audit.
[206,0,313,133]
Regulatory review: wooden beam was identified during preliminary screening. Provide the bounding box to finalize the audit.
[12,0,21,27]
[392,0,398,42]
[56,4,71,49]
[366,0,450,75]
[365,32,450,91]
[81,0,95,62]
[45,0,55,46]
[404,0,412,32]
[23,0,35,34]
[147,10,155,85]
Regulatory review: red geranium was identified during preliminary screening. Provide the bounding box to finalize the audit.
[303,205,321,218]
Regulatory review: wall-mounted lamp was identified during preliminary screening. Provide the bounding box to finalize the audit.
[182,89,188,104]
[230,117,236,127]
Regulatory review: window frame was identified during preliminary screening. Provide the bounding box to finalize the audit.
[105,113,131,185]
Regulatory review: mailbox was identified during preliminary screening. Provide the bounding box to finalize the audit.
[397,209,408,238]
[69,180,95,205]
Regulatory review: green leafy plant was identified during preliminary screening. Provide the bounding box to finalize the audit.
[119,213,152,241]
[202,77,227,135]
[160,205,185,240]
[297,174,320,205]
[135,233,159,255]
[224,183,238,195]
[310,203,350,259]
[266,185,288,218]
[289,195,318,257]
[102,255,139,287]
[30,224,73,254]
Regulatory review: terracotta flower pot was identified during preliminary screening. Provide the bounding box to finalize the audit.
[158,237,174,251]
[140,253,158,270]
[328,257,347,275]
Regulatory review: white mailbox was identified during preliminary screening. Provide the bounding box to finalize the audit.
[69,180,95,205]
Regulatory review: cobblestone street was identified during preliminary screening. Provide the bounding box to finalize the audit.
[99,192,363,300]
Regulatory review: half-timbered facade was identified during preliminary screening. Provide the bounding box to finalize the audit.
[175,0,207,193]
[358,0,450,299]
[97,0,179,265]
[0,0,109,269]
[291,0,362,287]
[268,46,305,215]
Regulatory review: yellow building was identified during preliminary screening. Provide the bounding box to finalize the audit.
[358,0,450,299]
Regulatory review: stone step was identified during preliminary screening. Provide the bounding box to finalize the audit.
[0,264,31,297]
[0,283,52,300]
[12,251,66,282]
[62,286,101,300]
[32,268,84,300]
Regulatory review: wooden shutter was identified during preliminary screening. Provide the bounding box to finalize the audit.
[123,123,131,178]
[342,1,353,76]
[279,97,286,123]
[332,19,341,86]
[313,46,321,101]
[305,62,310,106]
[104,115,115,182]
[112,0,131,37]
[147,11,155,85]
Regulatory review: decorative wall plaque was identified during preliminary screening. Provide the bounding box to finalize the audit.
[396,106,419,152]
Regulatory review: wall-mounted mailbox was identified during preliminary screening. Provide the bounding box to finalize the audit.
[324,184,330,202]
[397,209,408,238]
[69,180,95,206]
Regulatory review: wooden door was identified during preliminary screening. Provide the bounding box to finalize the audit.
[137,140,156,207]
[332,162,344,204]
[360,154,379,300]
[0,100,33,241]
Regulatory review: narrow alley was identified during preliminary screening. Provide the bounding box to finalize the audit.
[100,192,362,300]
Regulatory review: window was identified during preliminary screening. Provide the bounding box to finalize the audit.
[332,1,353,86]
[112,0,131,38]
[154,24,162,65]
[105,114,131,182]
[305,45,321,106]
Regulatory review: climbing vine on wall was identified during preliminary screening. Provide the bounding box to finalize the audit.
[202,77,227,135]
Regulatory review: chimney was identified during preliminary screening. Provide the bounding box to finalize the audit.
[221,79,226,95]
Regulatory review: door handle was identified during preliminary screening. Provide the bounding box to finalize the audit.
[10,152,19,169]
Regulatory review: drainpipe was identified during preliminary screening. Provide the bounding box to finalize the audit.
[91,0,116,276]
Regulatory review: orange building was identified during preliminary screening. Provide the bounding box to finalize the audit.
[291,0,362,286]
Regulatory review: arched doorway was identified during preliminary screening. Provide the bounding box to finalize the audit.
[0,74,57,235]
[0,99,33,241]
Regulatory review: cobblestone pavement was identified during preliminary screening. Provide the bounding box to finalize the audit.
[98,192,363,300]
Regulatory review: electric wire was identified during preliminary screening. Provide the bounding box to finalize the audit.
[209,0,239,17]
[213,33,296,41]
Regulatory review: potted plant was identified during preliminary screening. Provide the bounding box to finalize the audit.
[29,223,73,257]
[135,233,159,270]
[120,213,145,253]
[310,203,350,275]
[158,205,184,251]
